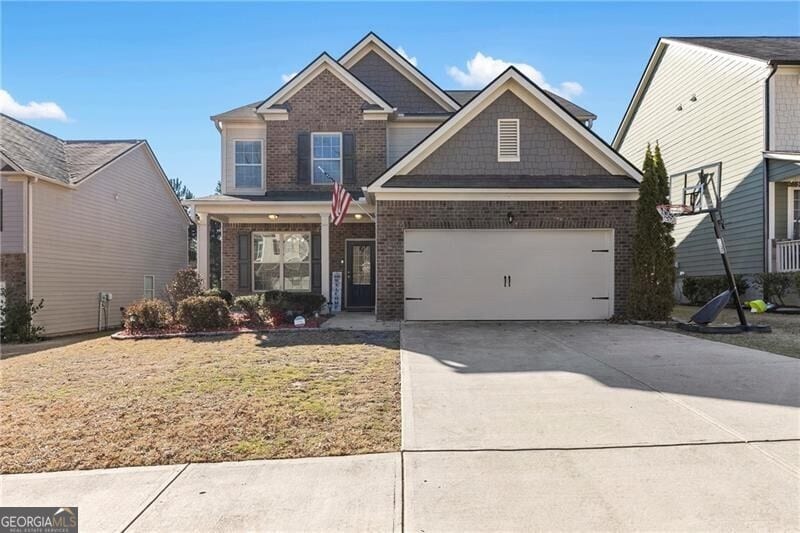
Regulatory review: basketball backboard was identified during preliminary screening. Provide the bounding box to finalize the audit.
[670,162,722,215]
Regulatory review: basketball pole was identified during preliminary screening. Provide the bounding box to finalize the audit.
[698,171,750,329]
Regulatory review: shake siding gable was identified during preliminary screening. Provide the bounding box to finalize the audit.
[348,50,446,114]
[31,145,189,334]
[408,91,609,177]
[617,43,770,276]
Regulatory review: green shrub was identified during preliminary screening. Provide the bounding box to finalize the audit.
[234,295,261,322]
[260,291,326,315]
[203,288,233,305]
[164,267,203,311]
[124,299,171,332]
[0,289,45,343]
[753,272,794,305]
[682,275,750,306]
[264,304,289,326]
[177,295,230,331]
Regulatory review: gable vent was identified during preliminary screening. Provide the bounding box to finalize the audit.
[497,119,520,162]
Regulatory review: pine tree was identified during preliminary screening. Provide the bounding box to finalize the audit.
[627,143,676,320]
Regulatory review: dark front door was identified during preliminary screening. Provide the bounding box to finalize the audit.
[346,240,375,309]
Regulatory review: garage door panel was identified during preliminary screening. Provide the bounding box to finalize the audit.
[404,229,613,320]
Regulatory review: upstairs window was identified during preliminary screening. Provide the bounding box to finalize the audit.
[312,133,342,184]
[497,119,520,162]
[234,140,262,189]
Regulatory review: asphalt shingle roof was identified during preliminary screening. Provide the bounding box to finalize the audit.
[0,114,140,184]
[667,37,800,63]
[446,90,596,120]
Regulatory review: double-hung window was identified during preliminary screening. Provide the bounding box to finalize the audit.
[253,232,311,292]
[311,133,342,184]
[143,275,155,299]
[234,140,262,189]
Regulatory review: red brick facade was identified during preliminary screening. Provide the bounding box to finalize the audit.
[265,69,387,192]
[0,253,26,301]
[375,200,636,320]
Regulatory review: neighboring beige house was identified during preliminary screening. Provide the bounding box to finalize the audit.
[0,114,191,335]
[614,37,800,277]
[187,33,640,321]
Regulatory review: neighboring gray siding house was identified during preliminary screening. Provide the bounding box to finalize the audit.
[187,32,640,321]
[614,37,800,277]
[0,114,191,335]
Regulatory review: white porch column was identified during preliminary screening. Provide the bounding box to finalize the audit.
[320,214,330,305]
[196,212,210,289]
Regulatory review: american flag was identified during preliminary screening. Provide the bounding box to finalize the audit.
[330,181,352,226]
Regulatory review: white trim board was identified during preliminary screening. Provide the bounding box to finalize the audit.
[368,68,641,193]
[373,190,638,201]
[340,33,460,112]
[256,53,394,114]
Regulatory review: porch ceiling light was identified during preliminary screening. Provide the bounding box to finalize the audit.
[354,213,363,220]
[268,214,279,220]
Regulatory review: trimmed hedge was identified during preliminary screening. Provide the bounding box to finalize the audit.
[753,272,794,305]
[260,291,326,315]
[124,299,171,332]
[234,295,261,322]
[682,275,750,306]
[203,288,234,306]
[177,296,230,331]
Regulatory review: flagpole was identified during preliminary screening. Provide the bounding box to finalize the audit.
[317,166,375,222]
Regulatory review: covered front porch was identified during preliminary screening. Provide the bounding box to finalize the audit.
[768,156,800,272]
[190,195,376,312]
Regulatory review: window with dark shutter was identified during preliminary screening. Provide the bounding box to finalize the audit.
[342,133,356,185]
[297,133,311,184]
[238,233,252,290]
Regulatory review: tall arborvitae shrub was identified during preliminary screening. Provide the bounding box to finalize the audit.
[627,144,676,319]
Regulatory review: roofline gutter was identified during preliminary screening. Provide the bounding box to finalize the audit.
[763,63,779,273]
[0,170,76,189]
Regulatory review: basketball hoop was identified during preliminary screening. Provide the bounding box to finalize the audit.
[656,204,692,225]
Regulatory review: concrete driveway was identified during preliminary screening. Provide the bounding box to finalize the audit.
[401,322,800,531]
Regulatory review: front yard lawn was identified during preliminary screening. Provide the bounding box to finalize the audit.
[0,330,400,474]
[671,305,800,359]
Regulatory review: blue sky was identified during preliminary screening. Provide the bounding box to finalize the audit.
[2,2,797,196]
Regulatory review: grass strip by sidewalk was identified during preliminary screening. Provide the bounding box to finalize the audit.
[0,330,400,474]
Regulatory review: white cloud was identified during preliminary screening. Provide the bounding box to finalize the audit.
[396,46,418,67]
[281,72,298,83]
[0,90,68,121]
[446,52,583,99]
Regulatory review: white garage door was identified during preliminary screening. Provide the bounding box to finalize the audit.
[404,229,614,320]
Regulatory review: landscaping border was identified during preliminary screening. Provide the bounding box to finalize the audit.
[111,323,325,340]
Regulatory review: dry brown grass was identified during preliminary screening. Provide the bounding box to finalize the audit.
[0,330,400,474]
[671,305,800,359]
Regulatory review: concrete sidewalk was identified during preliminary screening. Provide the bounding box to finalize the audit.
[0,454,401,533]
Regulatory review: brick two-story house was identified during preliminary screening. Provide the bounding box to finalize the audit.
[187,33,641,321]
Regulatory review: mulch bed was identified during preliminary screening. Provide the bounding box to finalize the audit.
[113,315,327,340]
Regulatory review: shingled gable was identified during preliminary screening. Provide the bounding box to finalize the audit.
[340,32,460,113]
[367,67,641,192]
[255,52,394,117]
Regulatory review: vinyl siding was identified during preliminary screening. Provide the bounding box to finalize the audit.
[768,159,800,182]
[774,183,789,240]
[618,43,770,276]
[1,177,25,253]
[386,123,439,166]
[222,125,266,195]
[31,146,189,334]
[773,68,800,152]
